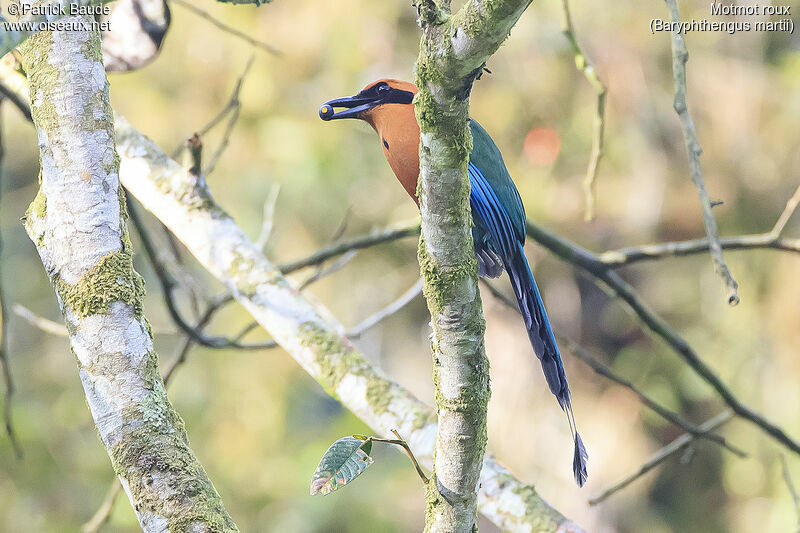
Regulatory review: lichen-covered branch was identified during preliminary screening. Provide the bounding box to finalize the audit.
[664,0,739,305]
[0,60,580,527]
[414,1,533,530]
[111,113,581,533]
[19,17,237,532]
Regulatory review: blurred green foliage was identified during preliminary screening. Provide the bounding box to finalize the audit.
[1,1,799,532]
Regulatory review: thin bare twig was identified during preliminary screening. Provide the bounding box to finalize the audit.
[0,102,22,458]
[598,233,800,267]
[12,304,68,337]
[204,55,255,176]
[562,337,745,457]
[172,55,254,171]
[13,303,175,338]
[127,193,273,350]
[161,297,231,384]
[665,0,738,305]
[781,454,800,533]
[771,183,800,237]
[560,0,607,222]
[524,220,800,456]
[295,209,356,290]
[599,181,800,269]
[588,410,734,505]
[279,221,421,274]
[255,183,281,251]
[81,480,123,533]
[481,280,745,457]
[369,429,430,484]
[349,279,423,338]
[297,250,357,291]
[171,0,281,55]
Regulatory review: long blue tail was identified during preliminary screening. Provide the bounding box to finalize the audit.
[504,242,588,487]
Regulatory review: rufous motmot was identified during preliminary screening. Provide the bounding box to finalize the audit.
[319,79,588,487]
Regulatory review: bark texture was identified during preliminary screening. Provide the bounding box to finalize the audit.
[19,16,236,533]
[0,49,583,533]
[113,116,584,533]
[414,1,533,530]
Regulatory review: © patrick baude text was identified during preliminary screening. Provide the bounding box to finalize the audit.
[651,3,794,34]
[2,2,111,32]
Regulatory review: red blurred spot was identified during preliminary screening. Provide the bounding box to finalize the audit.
[524,127,561,166]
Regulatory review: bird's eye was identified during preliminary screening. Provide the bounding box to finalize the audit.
[377,84,391,94]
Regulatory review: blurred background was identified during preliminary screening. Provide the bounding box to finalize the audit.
[1,0,799,531]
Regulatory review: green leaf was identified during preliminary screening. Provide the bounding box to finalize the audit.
[360,440,372,456]
[310,436,374,496]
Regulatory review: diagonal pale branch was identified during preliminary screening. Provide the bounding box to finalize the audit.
[19,16,236,532]
[9,33,783,466]
[111,114,582,533]
[664,0,738,306]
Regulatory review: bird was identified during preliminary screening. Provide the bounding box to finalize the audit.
[319,79,588,487]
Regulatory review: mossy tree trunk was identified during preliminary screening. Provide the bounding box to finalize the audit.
[0,20,583,532]
[414,1,533,531]
[19,16,237,533]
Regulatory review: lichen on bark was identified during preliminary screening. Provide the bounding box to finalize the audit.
[414,1,537,532]
[20,14,237,533]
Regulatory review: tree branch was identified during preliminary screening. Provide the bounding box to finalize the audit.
[171,0,281,55]
[111,113,581,532]
[19,17,236,531]
[414,1,536,530]
[598,233,800,267]
[10,36,791,463]
[560,0,607,222]
[481,280,746,458]
[524,220,800,456]
[664,0,738,305]
[278,221,421,274]
[588,410,734,505]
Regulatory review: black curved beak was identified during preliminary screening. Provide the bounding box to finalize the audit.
[319,94,380,121]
